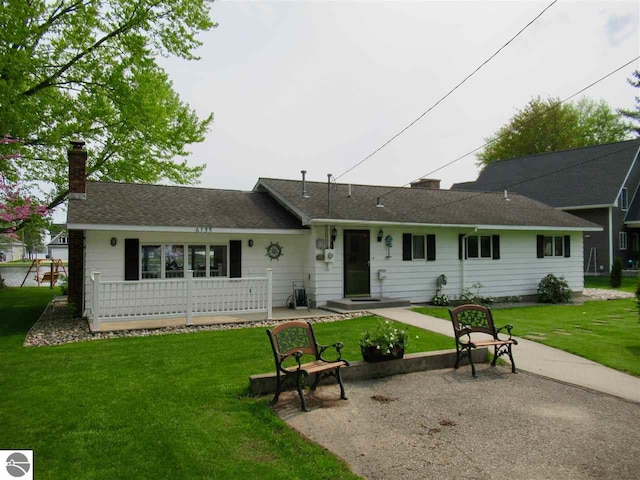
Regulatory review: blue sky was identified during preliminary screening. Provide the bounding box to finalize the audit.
[161,0,639,192]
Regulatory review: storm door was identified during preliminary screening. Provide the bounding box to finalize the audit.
[343,230,370,297]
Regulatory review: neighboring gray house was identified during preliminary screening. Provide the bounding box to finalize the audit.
[452,139,640,274]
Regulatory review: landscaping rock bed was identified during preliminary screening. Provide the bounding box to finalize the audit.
[23,296,368,347]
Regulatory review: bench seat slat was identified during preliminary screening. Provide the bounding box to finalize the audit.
[459,340,516,347]
[285,360,348,375]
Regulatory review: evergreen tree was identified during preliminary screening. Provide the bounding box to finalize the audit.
[617,70,640,137]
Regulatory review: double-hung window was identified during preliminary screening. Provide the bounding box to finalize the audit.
[620,188,629,211]
[536,235,571,258]
[458,234,501,260]
[620,232,628,251]
[403,234,436,261]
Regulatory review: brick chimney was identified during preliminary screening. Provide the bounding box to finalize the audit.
[68,139,87,199]
[67,139,86,317]
[410,178,441,189]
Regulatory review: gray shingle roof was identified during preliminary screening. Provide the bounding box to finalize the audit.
[68,182,303,229]
[256,178,599,229]
[451,140,640,208]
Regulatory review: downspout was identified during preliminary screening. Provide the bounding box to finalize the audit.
[608,207,613,273]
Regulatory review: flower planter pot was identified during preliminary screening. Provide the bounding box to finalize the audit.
[361,346,405,363]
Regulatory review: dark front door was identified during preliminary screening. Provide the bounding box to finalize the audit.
[344,230,370,297]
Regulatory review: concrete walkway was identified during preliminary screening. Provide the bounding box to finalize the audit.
[376,307,640,404]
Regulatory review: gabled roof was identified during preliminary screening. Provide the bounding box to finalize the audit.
[67,181,303,230]
[451,140,640,208]
[255,178,600,230]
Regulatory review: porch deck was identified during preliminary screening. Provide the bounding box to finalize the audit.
[88,307,334,332]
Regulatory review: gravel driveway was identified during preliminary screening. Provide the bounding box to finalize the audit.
[276,365,640,480]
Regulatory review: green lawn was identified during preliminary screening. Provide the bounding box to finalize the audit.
[0,288,452,479]
[584,275,637,293]
[413,299,640,376]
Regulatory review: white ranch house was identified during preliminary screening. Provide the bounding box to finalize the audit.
[65,146,600,331]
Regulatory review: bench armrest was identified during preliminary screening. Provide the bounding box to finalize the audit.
[318,342,348,364]
[276,350,305,372]
[496,324,515,340]
[454,324,476,347]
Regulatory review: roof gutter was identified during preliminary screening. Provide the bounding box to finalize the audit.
[307,218,602,232]
[65,224,308,234]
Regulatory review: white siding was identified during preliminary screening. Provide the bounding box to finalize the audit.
[306,226,585,306]
[83,230,309,314]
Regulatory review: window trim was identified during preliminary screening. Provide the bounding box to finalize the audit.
[620,187,629,211]
[139,243,229,280]
[466,235,492,259]
[402,233,436,261]
[620,231,628,251]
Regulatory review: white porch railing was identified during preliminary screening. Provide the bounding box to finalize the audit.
[89,269,273,331]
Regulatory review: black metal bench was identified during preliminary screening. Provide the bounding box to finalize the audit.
[448,304,517,377]
[266,321,349,411]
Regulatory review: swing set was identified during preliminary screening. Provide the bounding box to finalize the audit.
[20,259,67,288]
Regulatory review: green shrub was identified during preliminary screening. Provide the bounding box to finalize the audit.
[537,274,572,303]
[610,257,623,288]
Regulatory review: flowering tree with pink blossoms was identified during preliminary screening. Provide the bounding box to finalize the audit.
[0,173,49,239]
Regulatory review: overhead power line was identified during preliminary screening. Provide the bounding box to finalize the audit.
[334,0,558,181]
[362,55,640,206]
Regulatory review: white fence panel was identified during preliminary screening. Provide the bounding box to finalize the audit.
[90,269,272,331]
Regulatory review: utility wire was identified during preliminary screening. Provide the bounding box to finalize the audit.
[334,0,558,181]
[363,55,640,206]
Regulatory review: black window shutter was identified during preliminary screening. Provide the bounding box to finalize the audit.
[426,234,436,261]
[492,235,500,260]
[230,240,242,278]
[536,235,545,258]
[458,234,467,260]
[564,235,571,258]
[402,233,412,261]
[124,239,139,281]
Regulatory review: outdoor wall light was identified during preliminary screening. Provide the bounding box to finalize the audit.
[248,239,254,247]
[377,229,384,242]
[331,227,338,244]
[110,237,117,247]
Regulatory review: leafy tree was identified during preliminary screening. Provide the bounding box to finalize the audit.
[477,97,631,166]
[618,70,640,137]
[0,0,216,211]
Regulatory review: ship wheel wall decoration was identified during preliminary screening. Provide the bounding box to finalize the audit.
[266,242,283,260]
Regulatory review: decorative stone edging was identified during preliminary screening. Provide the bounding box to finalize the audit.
[24,296,370,347]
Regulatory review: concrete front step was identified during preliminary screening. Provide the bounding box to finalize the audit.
[249,347,489,395]
[326,297,411,311]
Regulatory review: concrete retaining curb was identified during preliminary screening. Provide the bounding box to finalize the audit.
[250,347,489,395]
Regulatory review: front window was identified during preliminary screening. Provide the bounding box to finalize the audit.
[412,235,425,260]
[188,245,207,277]
[165,244,185,278]
[142,245,161,279]
[141,244,228,279]
[209,245,228,276]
